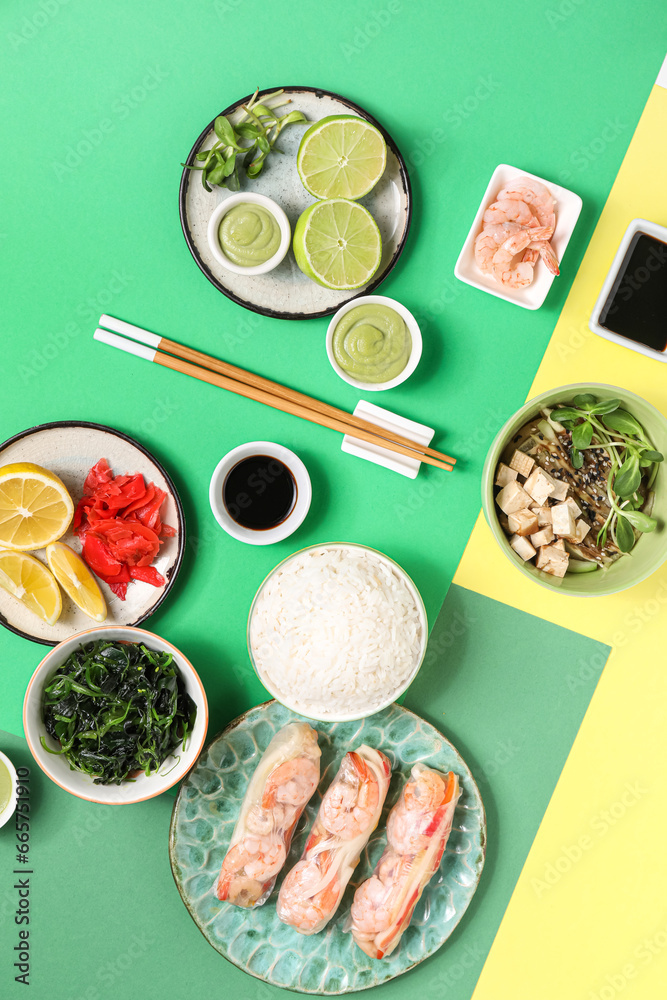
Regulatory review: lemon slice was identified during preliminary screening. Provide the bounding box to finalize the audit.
[0,550,62,625]
[297,116,387,200]
[293,198,382,290]
[0,463,74,551]
[46,542,107,622]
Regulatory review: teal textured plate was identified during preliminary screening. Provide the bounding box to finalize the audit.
[169,700,486,994]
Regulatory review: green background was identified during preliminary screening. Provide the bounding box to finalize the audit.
[0,586,610,998]
[0,0,664,994]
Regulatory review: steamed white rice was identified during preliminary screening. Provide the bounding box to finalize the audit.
[249,545,425,719]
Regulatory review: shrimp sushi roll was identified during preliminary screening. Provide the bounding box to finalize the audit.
[349,764,460,959]
[216,722,321,908]
[277,745,391,935]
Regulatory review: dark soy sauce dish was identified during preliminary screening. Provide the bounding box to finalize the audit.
[598,231,667,352]
[223,455,297,530]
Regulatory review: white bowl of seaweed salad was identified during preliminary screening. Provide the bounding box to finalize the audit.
[23,627,208,803]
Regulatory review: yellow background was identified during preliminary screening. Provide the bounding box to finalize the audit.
[456,80,667,999]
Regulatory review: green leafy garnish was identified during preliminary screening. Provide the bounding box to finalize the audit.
[41,640,197,785]
[182,88,307,192]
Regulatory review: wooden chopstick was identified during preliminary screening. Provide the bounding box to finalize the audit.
[154,351,454,471]
[97,315,456,467]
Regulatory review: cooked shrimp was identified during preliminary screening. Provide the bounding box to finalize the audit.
[262,756,320,809]
[245,802,288,836]
[474,222,524,273]
[319,751,380,840]
[483,199,535,227]
[499,226,560,278]
[387,769,447,855]
[348,851,409,941]
[492,245,536,288]
[277,855,341,933]
[216,833,286,903]
[497,176,556,230]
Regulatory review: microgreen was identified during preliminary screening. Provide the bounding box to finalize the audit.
[557,394,662,556]
[182,88,307,191]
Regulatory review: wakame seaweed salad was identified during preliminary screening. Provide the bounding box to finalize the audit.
[41,640,197,784]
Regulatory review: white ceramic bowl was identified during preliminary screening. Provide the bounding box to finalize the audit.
[23,626,208,804]
[206,192,291,276]
[247,542,428,722]
[326,294,422,391]
[0,750,18,829]
[209,441,312,546]
[454,163,583,310]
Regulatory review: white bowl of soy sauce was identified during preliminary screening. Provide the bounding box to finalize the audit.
[209,442,312,545]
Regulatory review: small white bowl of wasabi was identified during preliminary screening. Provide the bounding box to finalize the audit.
[207,192,291,276]
[326,294,422,391]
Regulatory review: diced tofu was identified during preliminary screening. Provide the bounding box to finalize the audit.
[551,502,577,538]
[495,462,519,488]
[508,508,539,536]
[574,519,591,543]
[549,478,569,502]
[536,543,570,578]
[510,533,536,561]
[498,512,510,534]
[531,526,554,547]
[552,538,566,550]
[524,468,557,505]
[531,505,553,527]
[509,450,535,478]
[496,480,533,515]
[563,496,582,518]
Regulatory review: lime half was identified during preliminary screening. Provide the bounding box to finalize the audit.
[297,115,387,200]
[293,199,382,290]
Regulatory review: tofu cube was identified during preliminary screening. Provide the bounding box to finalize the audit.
[536,543,570,578]
[552,538,566,550]
[508,508,539,536]
[551,502,577,538]
[549,477,569,502]
[574,519,591,543]
[563,496,582,518]
[531,526,554,547]
[510,533,536,561]
[531,505,553,527]
[496,480,533,515]
[524,468,557,505]
[498,512,510,534]
[509,450,535,478]
[495,462,519,488]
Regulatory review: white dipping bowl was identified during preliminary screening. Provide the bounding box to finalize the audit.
[23,626,208,804]
[0,750,18,829]
[209,441,312,546]
[206,192,291,276]
[326,294,423,391]
[247,542,428,722]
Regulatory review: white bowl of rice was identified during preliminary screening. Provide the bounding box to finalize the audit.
[247,543,427,722]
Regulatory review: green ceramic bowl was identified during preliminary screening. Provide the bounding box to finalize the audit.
[481,383,667,597]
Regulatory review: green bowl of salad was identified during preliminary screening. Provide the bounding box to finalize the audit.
[482,383,667,596]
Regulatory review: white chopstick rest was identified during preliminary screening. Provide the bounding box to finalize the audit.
[342,401,435,479]
[98,314,162,349]
[93,328,157,362]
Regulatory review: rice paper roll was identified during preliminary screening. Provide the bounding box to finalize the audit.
[348,764,460,959]
[216,722,320,908]
[277,745,391,935]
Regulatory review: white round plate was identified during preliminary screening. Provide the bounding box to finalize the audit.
[0,421,185,645]
[179,86,412,320]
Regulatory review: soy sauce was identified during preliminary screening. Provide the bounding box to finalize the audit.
[599,232,667,352]
[223,455,296,530]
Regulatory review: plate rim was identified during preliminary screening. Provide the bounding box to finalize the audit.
[168,698,487,995]
[0,419,186,646]
[178,85,413,321]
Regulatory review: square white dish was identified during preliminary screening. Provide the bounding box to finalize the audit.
[454,163,583,310]
[588,217,667,362]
